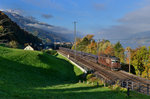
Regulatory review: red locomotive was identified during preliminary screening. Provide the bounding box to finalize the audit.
[98,54,121,70]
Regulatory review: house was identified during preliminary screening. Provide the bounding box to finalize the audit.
[24,45,34,51]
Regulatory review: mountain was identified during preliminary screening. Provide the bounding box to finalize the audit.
[0,11,42,48]
[3,10,74,44]
[118,31,150,49]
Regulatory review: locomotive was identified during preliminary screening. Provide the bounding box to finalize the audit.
[59,47,121,70]
[98,54,121,70]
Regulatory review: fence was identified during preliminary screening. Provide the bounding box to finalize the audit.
[121,81,150,95]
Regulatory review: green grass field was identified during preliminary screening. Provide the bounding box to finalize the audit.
[0,46,149,99]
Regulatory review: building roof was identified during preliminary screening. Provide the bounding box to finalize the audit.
[24,45,34,50]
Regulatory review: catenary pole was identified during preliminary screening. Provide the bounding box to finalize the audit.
[74,21,77,60]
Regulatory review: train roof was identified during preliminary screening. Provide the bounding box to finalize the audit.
[99,54,120,60]
[111,56,120,60]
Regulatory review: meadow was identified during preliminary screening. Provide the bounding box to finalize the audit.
[0,46,149,99]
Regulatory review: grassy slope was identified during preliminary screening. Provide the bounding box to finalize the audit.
[0,46,149,99]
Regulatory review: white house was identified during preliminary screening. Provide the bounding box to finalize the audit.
[24,45,34,51]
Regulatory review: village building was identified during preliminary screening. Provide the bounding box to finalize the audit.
[24,45,34,51]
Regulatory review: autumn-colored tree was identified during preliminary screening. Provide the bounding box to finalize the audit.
[87,40,97,54]
[132,46,148,76]
[76,37,82,45]
[104,45,114,56]
[86,35,94,41]
[72,34,94,52]
[98,40,111,54]
[9,41,18,48]
[144,46,150,79]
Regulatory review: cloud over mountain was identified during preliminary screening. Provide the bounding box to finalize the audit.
[97,5,150,48]
[100,5,150,37]
[2,9,76,43]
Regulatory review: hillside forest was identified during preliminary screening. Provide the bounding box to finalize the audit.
[72,35,150,80]
[0,11,42,49]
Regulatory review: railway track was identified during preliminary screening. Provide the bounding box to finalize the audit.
[58,49,150,95]
[59,50,121,83]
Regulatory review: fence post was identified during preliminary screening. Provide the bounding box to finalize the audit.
[92,82,94,85]
[104,80,106,87]
[83,80,85,83]
[102,78,103,84]
[97,82,99,87]
[127,87,130,96]
[147,84,149,95]
[132,82,134,90]
[126,81,128,89]
[96,75,97,78]
[138,83,141,92]
[87,81,89,84]
[79,80,81,83]
[122,81,124,87]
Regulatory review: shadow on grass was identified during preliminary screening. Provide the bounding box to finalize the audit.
[23,85,147,99]
[0,54,79,88]
[38,53,82,81]
[35,85,103,92]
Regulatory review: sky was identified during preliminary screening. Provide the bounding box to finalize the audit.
[1,0,150,44]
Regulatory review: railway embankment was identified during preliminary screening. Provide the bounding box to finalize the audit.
[58,48,150,95]
[58,51,87,73]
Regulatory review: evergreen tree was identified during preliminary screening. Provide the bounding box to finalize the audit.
[114,41,124,62]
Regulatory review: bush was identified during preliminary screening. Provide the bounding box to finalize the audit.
[0,44,6,47]
[86,74,102,85]
[0,25,3,32]
[9,41,18,48]
[43,49,57,55]
[86,74,94,80]
[108,80,126,92]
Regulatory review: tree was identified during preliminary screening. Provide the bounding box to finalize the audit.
[72,34,94,52]
[46,38,51,43]
[33,31,38,36]
[104,45,114,56]
[144,46,150,79]
[98,40,110,54]
[132,46,147,76]
[114,41,124,63]
[87,40,97,54]
[0,25,3,32]
[9,41,18,48]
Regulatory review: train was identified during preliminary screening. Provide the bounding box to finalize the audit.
[59,47,121,71]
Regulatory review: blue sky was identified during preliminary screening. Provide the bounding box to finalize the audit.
[1,0,150,42]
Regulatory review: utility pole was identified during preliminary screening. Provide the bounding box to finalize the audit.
[129,50,131,73]
[97,39,100,56]
[54,38,56,50]
[74,21,77,60]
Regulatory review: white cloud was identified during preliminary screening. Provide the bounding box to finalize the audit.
[97,5,150,40]
[26,23,73,34]
[1,9,23,14]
